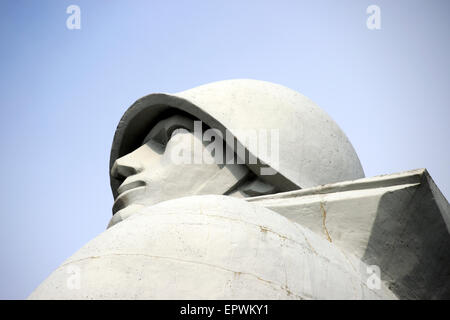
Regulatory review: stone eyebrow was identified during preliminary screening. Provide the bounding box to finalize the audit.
[142,114,196,145]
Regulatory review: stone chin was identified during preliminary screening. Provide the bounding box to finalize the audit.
[112,186,147,214]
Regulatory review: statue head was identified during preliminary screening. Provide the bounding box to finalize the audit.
[109,79,364,225]
[109,113,275,226]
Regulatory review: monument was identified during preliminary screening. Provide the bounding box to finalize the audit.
[29,79,450,299]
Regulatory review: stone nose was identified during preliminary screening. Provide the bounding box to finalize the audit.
[111,153,142,180]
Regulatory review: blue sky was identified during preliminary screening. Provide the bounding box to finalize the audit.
[0,0,449,299]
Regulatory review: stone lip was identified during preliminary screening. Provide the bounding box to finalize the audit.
[110,79,364,200]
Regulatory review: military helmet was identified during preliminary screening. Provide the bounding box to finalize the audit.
[110,79,364,198]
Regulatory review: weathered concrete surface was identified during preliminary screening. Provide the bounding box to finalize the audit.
[248,169,450,299]
[29,196,394,300]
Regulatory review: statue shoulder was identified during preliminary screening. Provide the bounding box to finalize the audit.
[30,194,395,299]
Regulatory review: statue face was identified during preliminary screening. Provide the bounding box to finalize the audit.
[110,115,249,220]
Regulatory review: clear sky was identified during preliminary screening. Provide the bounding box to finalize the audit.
[1,0,449,299]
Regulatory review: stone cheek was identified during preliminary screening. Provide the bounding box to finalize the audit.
[29,195,395,300]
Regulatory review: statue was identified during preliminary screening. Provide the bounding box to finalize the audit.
[29,79,450,299]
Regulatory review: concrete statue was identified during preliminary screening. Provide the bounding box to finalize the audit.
[29,79,450,299]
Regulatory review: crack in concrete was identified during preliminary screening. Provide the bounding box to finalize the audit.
[302,234,318,256]
[143,210,311,251]
[61,252,305,299]
[320,202,333,243]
